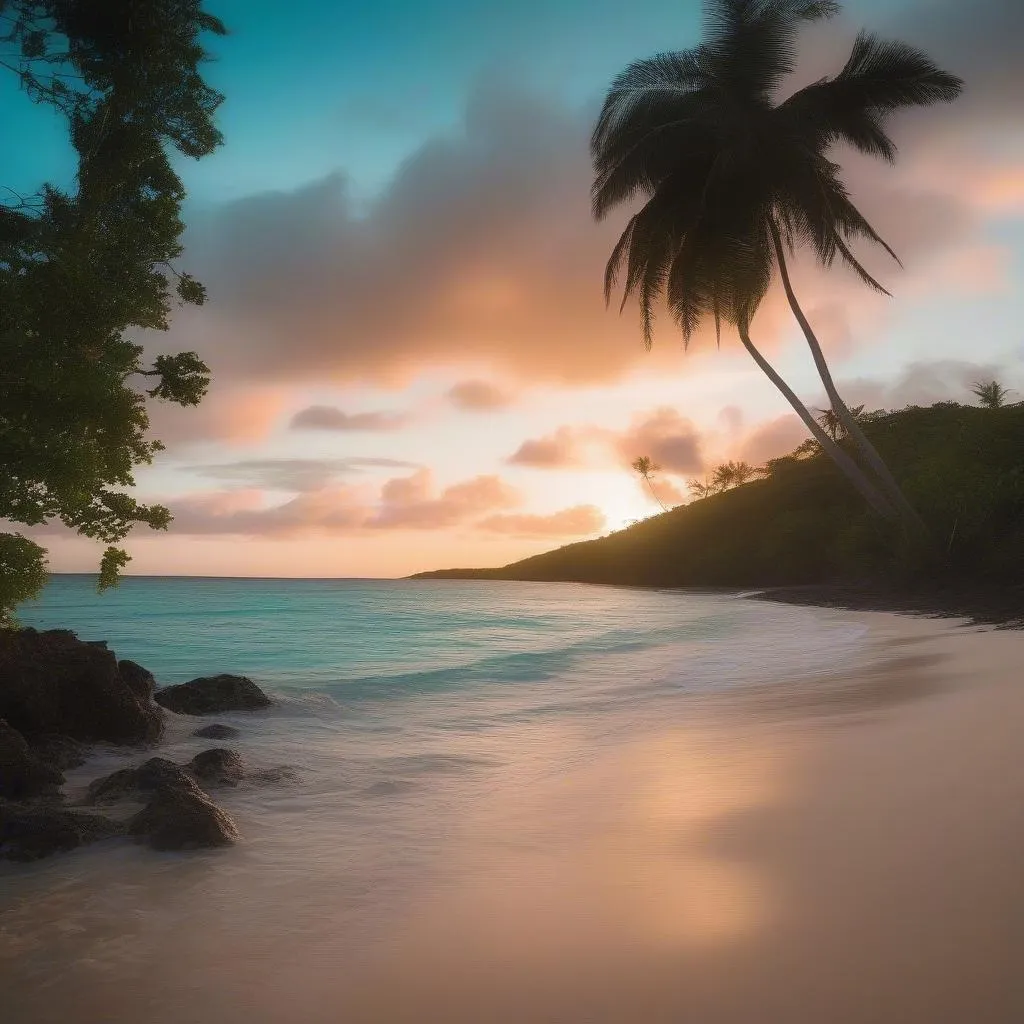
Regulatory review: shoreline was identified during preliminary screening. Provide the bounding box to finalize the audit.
[752,581,1024,629]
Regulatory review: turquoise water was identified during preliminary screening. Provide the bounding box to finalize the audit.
[5,576,874,1023]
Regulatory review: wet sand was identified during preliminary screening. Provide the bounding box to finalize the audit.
[4,611,1023,1023]
[337,614,1024,1023]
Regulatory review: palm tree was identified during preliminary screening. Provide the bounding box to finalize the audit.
[632,455,669,511]
[592,0,961,531]
[816,403,864,441]
[971,380,1012,409]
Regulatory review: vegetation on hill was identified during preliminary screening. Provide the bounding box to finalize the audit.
[413,402,1024,593]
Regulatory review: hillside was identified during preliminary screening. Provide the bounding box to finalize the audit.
[413,404,1024,597]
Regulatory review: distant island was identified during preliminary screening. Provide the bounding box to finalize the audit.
[413,401,1024,626]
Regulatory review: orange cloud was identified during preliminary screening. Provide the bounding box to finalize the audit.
[447,379,514,411]
[478,505,605,538]
[169,80,1002,393]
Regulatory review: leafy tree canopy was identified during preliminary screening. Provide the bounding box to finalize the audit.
[0,0,226,622]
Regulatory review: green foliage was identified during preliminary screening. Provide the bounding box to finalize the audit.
[970,380,1013,410]
[0,1,225,607]
[0,533,47,628]
[471,404,1024,590]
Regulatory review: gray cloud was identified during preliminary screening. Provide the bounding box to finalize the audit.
[186,457,418,493]
[289,405,409,431]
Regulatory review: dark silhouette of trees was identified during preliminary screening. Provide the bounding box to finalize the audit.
[591,0,961,534]
[0,1,226,622]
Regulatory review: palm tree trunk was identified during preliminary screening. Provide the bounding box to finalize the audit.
[738,325,899,520]
[645,475,669,512]
[767,219,926,535]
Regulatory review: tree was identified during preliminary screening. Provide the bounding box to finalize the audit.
[591,0,961,533]
[971,380,1012,410]
[0,1,226,621]
[632,455,670,511]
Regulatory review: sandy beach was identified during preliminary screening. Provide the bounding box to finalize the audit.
[322,613,1024,1023]
[3,605,1022,1023]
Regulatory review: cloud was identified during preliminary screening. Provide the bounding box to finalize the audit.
[171,78,1000,392]
[370,469,519,529]
[615,407,704,475]
[447,379,514,411]
[289,405,409,431]
[186,457,418,492]
[478,505,605,538]
[146,384,288,451]
[168,488,367,537]
[507,426,589,468]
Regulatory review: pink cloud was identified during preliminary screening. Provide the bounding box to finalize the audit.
[289,405,409,431]
[507,426,590,468]
[478,505,605,538]
[370,469,519,529]
[615,408,704,475]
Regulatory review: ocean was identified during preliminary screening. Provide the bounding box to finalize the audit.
[2,575,875,1022]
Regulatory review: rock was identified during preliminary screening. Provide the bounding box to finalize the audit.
[0,719,64,801]
[0,629,163,744]
[250,766,297,785]
[118,660,156,701]
[193,723,239,740]
[129,785,240,851]
[154,674,271,716]
[1,800,123,862]
[188,748,245,787]
[29,734,86,771]
[86,757,198,805]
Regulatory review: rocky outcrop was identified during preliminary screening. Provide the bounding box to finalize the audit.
[193,723,239,740]
[0,719,64,801]
[129,784,240,851]
[118,660,156,702]
[1,800,124,862]
[0,629,163,744]
[188,747,245,787]
[154,674,271,716]
[85,756,196,805]
[28,734,86,771]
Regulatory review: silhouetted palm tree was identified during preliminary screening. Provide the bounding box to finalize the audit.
[971,380,1012,409]
[816,403,864,441]
[592,0,961,530]
[632,455,669,511]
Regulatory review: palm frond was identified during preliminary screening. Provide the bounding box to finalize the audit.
[778,31,963,161]
[704,0,839,100]
[591,51,710,158]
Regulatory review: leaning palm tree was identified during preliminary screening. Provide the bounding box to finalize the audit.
[631,455,669,511]
[971,380,1011,409]
[592,0,962,530]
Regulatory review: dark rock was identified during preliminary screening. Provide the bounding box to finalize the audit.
[154,674,271,716]
[85,757,198,805]
[1,800,123,862]
[0,719,64,800]
[0,628,163,744]
[129,785,240,851]
[188,748,245,787]
[118,660,156,701]
[29,733,86,771]
[193,723,239,740]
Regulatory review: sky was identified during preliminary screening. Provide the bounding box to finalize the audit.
[3,0,1023,578]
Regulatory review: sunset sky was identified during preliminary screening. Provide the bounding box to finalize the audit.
[6,0,1023,577]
